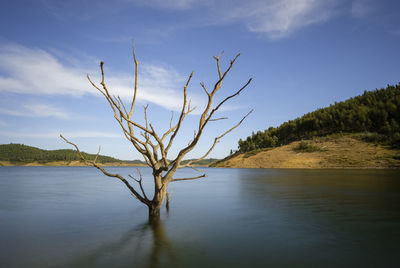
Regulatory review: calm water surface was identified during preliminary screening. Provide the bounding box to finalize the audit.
[0,167,399,267]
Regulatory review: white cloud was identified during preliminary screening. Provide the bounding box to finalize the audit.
[26,104,70,119]
[40,0,348,40]
[125,0,203,10]
[0,43,197,112]
[0,44,94,96]
[126,0,340,39]
[105,64,192,111]
[0,103,71,119]
[215,0,338,39]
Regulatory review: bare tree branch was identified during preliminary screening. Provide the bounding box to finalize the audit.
[200,82,210,96]
[206,78,252,124]
[87,70,153,136]
[117,96,128,116]
[149,123,169,169]
[60,134,150,205]
[164,72,193,153]
[209,117,228,122]
[211,53,240,96]
[128,40,139,119]
[128,168,149,201]
[87,63,159,167]
[182,109,253,167]
[143,104,150,141]
[213,51,224,79]
[94,145,101,163]
[165,53,252,180]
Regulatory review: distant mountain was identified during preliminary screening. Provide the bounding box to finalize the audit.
[238,83,400,153]
[0,143,218,166]
[0,143,129,164]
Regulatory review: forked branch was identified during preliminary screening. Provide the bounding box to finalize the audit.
[60,134,150,205]
[182,109,253,167]
[129,168,149,201]
[168,53,252,172]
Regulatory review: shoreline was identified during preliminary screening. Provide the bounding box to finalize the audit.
[0,161,146,167]
[0,161,210,168]
[212,135,400,169]
[1,161,398,169]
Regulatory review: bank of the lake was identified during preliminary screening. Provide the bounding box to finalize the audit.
[213,134,400,169]
[0,160,146,167]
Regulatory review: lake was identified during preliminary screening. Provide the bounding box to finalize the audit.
[0,167,399,267]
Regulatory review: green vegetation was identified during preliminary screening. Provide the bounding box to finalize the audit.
[243,148,271,158]
[0,143,123,164]
[0,144,218,166]
[239,83,400,153]
[294,141,325,153]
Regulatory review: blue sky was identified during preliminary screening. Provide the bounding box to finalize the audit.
[0,0,399,160]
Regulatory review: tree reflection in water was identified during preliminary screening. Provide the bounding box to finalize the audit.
[70,218,179,268]
[147,218,178,268]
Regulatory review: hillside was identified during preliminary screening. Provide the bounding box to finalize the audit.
[0,143,144,166]
[213,134,400,168]
[0,143,218,167]
[214,83,400,168]
[238,83,400,153]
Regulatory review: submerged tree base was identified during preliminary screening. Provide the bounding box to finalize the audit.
[148,207,161,223]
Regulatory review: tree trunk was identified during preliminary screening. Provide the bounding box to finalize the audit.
[148,204,161,222]
[148,175,168,221]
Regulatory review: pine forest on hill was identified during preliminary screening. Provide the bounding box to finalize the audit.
[238,83,400,153]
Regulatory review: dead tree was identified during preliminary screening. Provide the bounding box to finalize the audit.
[61,43,252,220]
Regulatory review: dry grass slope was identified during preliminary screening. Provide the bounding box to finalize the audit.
[214,134,400,168]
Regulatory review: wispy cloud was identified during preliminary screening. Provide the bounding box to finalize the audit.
[126,0,204,10]
[0,43,197,111]
[104,64,192,111]
[0,130,121,139]
[222,0,338,39]
[0,44,93,96]
[126,0,340,39]
[41,0,343,39]
[0,120,7,127]
[0,103,71,119]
